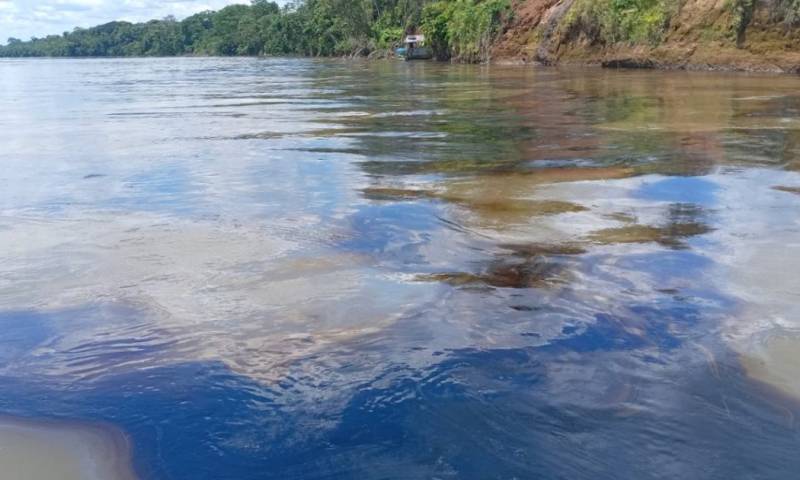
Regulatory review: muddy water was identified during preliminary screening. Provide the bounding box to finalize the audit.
[1,58,799,479]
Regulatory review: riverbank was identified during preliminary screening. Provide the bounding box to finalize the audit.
[491,0,800,74]
[0,416,138,480]
[4,0,800,74]
[494,42,800,74]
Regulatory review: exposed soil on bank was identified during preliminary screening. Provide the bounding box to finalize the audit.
[492,0,800,73]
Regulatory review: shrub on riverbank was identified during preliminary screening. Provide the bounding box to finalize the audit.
[421,0,512,62]
[559,0,672,46]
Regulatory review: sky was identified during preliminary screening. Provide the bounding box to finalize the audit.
[0,0,286,43]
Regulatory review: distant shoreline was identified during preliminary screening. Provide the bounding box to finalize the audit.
[3,53,800,77]
[4,1,800,75]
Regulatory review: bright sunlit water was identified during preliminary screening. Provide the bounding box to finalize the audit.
[1,57,800,479]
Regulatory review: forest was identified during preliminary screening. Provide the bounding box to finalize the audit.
[5,0,800,67]
[0,0,511,62]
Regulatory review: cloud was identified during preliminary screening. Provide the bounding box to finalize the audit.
[1,0,285,42]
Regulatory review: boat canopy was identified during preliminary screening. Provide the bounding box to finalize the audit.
[404,35,425,45]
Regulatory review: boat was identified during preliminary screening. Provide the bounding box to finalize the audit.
[396,35,433,61]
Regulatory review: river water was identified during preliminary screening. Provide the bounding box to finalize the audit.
[1,57,799,479]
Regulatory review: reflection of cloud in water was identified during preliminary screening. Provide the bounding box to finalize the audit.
[707,169,800,398]
[0,211,434,382]
[5,59,800,478]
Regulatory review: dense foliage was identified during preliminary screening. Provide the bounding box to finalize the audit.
[421,0,510,61]
[561,0,672,45]
[4,0,800,60]
[558,0,800,48]
[727,0,756,46]
[778,0,800,25]
[0,0,510,62]
[726,0,800,46]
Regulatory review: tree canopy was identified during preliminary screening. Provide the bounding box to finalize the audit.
[0,0,511,62]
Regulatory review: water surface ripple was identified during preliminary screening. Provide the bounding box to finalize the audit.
[1,58,800,479]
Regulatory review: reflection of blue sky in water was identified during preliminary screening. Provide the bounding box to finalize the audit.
[0,292,792,479]
[1,58,800,479]
[636,176,720,206]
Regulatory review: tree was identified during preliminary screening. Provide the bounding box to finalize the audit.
[0,0,487,60]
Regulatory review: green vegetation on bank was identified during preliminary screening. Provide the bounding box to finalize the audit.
[727,0,800,45]
[725,0,757,47]
[0,0,510,61]
[5,0,800,62]
[557,0,800,47]
[422,0,510,61]
[562,0,673,45]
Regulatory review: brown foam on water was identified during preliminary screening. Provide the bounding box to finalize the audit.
[0,416,138,480]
